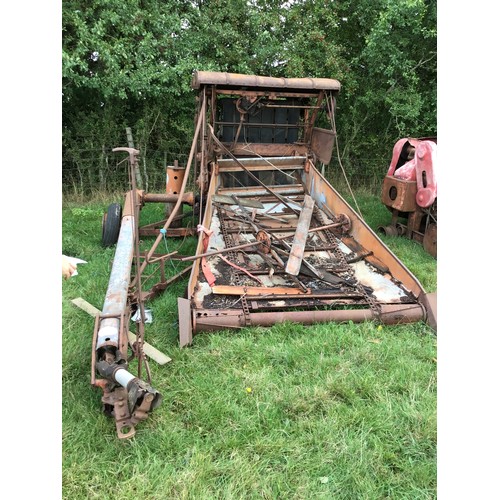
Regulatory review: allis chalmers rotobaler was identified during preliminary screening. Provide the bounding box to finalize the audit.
[93,71,437,439]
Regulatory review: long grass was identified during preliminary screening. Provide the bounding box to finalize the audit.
[62,190,437,499]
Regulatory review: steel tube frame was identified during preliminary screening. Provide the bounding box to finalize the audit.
[97,197,135,349]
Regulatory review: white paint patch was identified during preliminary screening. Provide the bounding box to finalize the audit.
[259,275,276,287]
[337,241,352,254]
[207,211,226,251]
[304,250,330,260]
[261,202,287,214]
[268,300,286,307]
[238,233,255,243]
[193,281,213,308]
[351,261,407,302]
[268,275,287,286]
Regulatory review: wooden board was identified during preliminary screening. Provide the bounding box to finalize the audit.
[71,297,172,365]
[285,194,315,275]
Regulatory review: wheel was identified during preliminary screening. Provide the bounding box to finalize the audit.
[101,203,122,247]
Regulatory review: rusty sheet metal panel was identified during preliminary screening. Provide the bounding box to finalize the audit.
[311,127,336,164]
[381,176,418,212]
[302,166,426,298]
[192,71,341,91]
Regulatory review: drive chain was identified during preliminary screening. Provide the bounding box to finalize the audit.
[314,208,382,322]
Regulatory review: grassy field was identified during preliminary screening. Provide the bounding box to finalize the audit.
[62,189,437,499]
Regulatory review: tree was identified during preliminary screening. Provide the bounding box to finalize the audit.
[62,0,437,192]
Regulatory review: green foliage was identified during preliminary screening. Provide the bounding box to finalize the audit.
[63,0,437,191]
[337,0,437,161]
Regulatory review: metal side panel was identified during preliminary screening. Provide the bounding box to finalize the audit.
[302,166,426,298]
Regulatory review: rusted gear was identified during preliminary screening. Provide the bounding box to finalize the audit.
[332,213,351,235]
[256,230,271,254]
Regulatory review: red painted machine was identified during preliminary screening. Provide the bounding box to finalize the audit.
[379,137,437,258]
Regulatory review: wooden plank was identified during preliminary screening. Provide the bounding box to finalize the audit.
[211,285,310,296]
[285,194,315,275]
[71,297,172,365]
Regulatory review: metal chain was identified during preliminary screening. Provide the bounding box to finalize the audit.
[218,208,252,325]
[314,208,382,322]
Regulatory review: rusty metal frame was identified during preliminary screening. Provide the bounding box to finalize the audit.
[95,72,437,438]
[179,72,436,345]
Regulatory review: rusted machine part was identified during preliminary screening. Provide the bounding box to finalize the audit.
[415,141,437,208]
[143,192,195,205]
[193,304,426,331]
[99,380,162,440]
[331,213,351,234]
[423,223,437,258]
[94,175,162,437]
[256,230,271,254]
[192,70,341,92]
[378,224,399,237]
[93,309,163,439]
[396,223,406,235]
[166,162,187,228]
[380,138,437,258]
[381,177,417,213]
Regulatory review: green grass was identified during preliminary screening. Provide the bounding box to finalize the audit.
[62,191,437,499]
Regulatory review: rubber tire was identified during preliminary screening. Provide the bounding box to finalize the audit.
[101,203,122,247]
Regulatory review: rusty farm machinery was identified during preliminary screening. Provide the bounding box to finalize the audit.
[93,71,437,438]
[378,137,437,258]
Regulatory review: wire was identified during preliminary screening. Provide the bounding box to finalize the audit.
[159,228,179,275]
[327,94,364,218]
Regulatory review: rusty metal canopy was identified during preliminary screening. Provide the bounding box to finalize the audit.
[192,71,341,92]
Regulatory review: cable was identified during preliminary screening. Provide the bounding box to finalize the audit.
[327,94,363,218]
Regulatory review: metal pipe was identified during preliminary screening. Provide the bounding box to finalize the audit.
[179,239,263,262]
[194,304,425,331]
[143,192,195,205]
[97,199,135,348]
